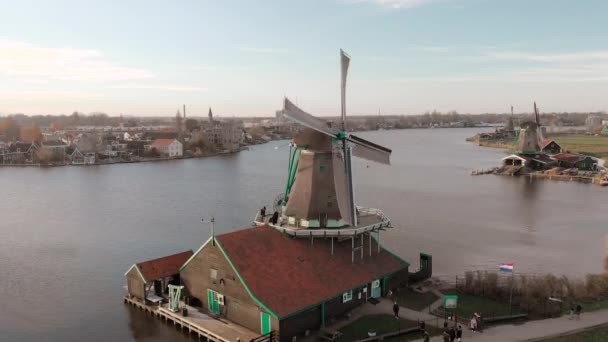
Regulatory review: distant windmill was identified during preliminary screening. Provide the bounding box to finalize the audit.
[516,102,543,154]
[281,50,392,227]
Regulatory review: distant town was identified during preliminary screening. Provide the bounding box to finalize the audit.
[0,108,606,167]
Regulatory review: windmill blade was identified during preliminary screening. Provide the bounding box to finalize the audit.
[340,49,350,131]
[332,145,355,226]
[348,134,392,165]
[283,97,338,138]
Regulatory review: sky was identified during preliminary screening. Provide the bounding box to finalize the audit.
[0,0,607,117]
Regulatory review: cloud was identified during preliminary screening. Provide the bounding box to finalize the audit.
[0,90,104,100]
[408,46,450,53]
[187,65,252,71]
[0,41,153,82]
[239,47,289,54]
[110,85,208,92]
[484,50,608,63]
[347,0,438,9]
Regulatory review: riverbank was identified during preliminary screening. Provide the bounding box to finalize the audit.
[0,146,250,168]
[468,133,608,158]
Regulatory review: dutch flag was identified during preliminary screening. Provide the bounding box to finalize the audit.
[500,263,514,273]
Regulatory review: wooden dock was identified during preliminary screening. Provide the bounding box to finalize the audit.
[124,296,258,342]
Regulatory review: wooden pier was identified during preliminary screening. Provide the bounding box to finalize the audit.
[124,296,258,342]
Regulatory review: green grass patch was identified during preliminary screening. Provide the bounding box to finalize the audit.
[339,314,442,341]
[395,288,439,311]
[435,290,524,320]
[552,135,608,158]
[540,324,608,342]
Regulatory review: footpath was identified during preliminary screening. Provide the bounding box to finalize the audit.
[425,309,608,342]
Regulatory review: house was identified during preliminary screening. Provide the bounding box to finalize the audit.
[502,153,556,171]
[151,138,183,157]
[179,225,409,341]
[67,147,84,164]
[125,250,193,303]
[502,154,529,167]
[552,153,598,171]
[68,147,95,165]
[541,139,562,154]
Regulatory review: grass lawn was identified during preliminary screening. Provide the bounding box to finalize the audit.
[339,314,442,341]
[395,288,439,311]
[551,135,608,158]
[541,324,608,342]
[435,290,524,320]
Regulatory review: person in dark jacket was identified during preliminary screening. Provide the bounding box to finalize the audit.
[393,302,399,319]
[456,325,463,341]
[449,326,456,342]
[260,206,266,219]
[270,211,279,224]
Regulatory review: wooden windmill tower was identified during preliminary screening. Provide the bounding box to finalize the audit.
[277,50,392,229]
[516,102,544,154]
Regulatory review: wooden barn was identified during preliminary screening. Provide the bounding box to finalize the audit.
[179,225,409,342]
[552,153,598,171]
[541,139,562,154]
[125,250,193,304]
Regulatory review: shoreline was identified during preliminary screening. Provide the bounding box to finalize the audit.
[0,146,251,168]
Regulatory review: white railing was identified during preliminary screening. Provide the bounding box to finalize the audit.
[253,206,391,237]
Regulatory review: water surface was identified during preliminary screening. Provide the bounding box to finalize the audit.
[1,128,605,341]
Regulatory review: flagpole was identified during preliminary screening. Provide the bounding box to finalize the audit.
[509,269,514,315]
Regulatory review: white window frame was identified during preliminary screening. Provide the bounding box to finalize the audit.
[342,289,353,303]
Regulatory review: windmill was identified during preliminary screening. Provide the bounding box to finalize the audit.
[280,50,392,227]
[516,102,543,155]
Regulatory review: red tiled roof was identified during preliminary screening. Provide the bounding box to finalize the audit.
[553,153,584,164]
[137,250,193,282]
[216,225,409,318]
[151,138,176,147]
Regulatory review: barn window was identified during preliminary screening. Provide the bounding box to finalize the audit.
[342,290,353,303]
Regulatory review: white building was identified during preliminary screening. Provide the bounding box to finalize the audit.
[151,139,183,157]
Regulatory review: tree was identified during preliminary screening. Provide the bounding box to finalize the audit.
[36,147,52,165]
[0,117,20,140]
[185,118,199,132]
[175,110,183,133]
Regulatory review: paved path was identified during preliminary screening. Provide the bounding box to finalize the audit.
[419,309,608,342]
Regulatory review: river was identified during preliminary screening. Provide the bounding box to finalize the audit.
[1,128,606,341]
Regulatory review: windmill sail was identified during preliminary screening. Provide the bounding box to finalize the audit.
[349,134,392,165]
[340,49,350,130]
[283,98,337,137]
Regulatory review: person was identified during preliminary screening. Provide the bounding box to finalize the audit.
[442,330,450,342]
[576,304,582,320]
[270,211,279,224]
[419,320,426,331]
[569,304,575,320]
[449,326,456,342]
[393,301,399,319]
[456,325,463,342]
[470,316,477,332]
[259,206,266,220]
[478,313,483,332]
[423,330,430,342]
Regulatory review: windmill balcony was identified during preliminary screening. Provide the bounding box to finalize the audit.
[253,205,391,238]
